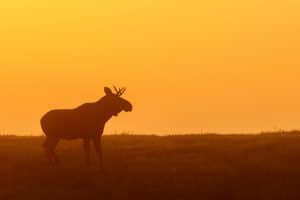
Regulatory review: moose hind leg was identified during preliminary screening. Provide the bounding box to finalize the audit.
[43,137,60,165]
[83,138,91,166]
[43,138,54,164]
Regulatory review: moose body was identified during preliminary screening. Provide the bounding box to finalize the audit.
[40,87,132,168]
[41,103,110,140]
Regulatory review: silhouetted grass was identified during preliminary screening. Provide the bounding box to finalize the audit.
[1,133,300,200]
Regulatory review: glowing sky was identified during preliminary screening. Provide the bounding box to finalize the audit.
[0,0,300,135]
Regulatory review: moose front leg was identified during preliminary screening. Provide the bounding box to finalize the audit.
[83,138,91,166]
[93,134,104,171]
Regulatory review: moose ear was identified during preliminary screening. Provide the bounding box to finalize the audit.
[104,87,113,95]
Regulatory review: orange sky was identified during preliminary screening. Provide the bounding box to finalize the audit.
[0,0,300,135]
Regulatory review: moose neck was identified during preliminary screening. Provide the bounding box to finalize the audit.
[94,98,115,124]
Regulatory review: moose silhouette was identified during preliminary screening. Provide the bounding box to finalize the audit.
[40,86,132,169]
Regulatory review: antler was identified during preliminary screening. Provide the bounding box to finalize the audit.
[113,86,126,96]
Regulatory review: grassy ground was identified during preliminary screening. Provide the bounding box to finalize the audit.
[1,133,300,200]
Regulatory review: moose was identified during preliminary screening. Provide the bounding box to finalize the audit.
[40,86,132,169]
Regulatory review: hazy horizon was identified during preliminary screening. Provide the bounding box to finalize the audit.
[1,0,300,135]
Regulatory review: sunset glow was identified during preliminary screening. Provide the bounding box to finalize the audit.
[0,0,300,135]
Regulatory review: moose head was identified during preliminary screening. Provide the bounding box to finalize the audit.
[101,86,133,116]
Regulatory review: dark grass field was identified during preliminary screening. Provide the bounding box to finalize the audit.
[1,133,300,200]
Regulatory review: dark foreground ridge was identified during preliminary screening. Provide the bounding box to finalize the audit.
[1,133,300,200]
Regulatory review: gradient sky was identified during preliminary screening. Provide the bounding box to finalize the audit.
[0,0,300,135]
